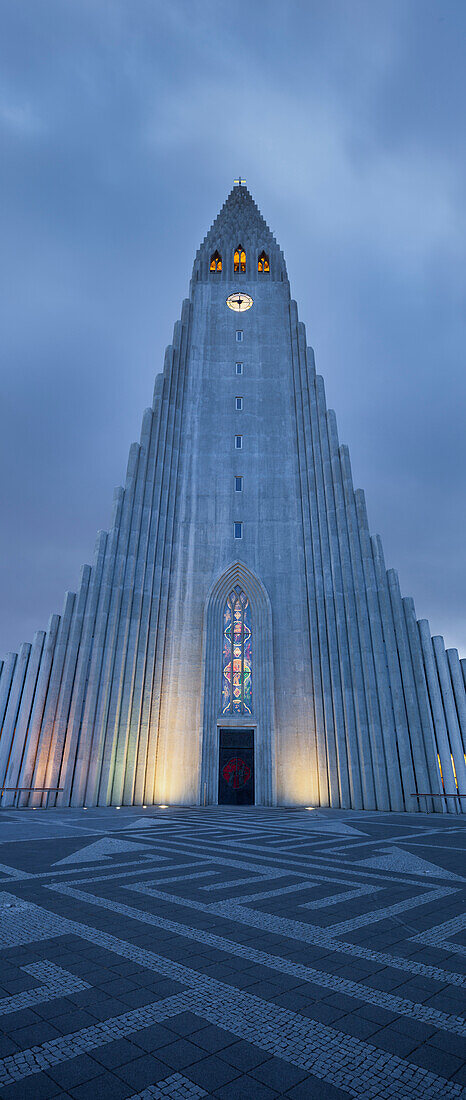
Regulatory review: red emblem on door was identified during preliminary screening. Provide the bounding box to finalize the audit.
[222,757,251,790]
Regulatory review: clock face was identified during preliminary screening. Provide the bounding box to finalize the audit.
[226,292,253,313]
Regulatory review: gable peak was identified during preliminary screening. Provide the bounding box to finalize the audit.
[192,182,287,284]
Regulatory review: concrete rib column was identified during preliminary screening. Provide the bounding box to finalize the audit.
[121,407,161,805]
[149,303,193,804]
[60,529,108,806]
[329,435,369,808]
[80,488,125,807]
[387,572,434,811]
[355,491,404,811]
[2,631,45,806]
[290,319,330,805]
[94,442,142,804]
[30,592,76,806]
[16,615,60,807]
[123,384,166,805]
[327,411,363,808]
[447,649,466,756]
[314,372,350,807]
[132,348,176,805]
[418,619,458,812]
[433,636,466,812]
[111,408,154,806]
[45,566,91,804]
[370,536,417,811]
[286,315,324,806]
[0,653,17,745]
[0,643,31,796]
[340,446,385,808]
[403,599,441,810]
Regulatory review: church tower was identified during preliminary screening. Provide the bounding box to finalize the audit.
[1,183,465,812]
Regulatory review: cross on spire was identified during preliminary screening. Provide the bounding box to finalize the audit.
[234,176,246,187]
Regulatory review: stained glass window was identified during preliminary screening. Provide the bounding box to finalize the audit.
[258,250,270,272]
[222,587,252,716]
[210,250,222,271]
[234,246,246,273]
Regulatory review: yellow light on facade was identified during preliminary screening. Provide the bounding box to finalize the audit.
[159,804,168,808]
[142,805,147,809]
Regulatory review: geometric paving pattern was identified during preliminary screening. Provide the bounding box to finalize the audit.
[0,806,464,1099]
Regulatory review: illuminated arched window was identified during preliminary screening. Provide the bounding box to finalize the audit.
[234,245,246,273]
[258,250,270,273]
[210,250,222,272]
[222,587,252,715]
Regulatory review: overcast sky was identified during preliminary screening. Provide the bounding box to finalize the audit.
[1,0,465,659]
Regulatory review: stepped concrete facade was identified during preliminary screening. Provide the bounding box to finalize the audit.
[1,184,465,812]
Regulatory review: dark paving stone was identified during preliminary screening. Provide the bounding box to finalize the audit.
[251,1056,308,1090]
[371,1026,421,1058]
[156,1038,207,1069]
[213,1073,278,1098]
[408,1043,464,1078]
[115,1053,175,1089]
[183,1054,241,1090]
[1,1073,64,1099]
[193,1024,237,1053]
[286,1078,352,1099]
[218,1038,269,1071]
[132,1021,182,1051]
[49,1009,98,1033]
[336,1012,381,1038]
[67,1075,129,1100]
[92,1037,145,1069]
[47,1054,103,1089]
[10,1021,62,1047]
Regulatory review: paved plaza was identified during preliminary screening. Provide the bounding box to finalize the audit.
[0,806,464,1099]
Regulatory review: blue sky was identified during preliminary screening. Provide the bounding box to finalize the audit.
[0,0,465,656]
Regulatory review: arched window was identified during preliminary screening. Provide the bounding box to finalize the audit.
[210,250,222,272]
[222,587,252,715]
[258,251,270,273]
[234,245,246,273]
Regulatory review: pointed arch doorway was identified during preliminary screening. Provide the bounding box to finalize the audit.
[200,562,276,805]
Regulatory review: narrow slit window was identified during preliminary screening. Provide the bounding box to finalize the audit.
[235,435,242,449]
[234,245,246,273]
[235,476,243,492]
[210,250,222,272]
[234,522,243,539]
[235,362,243,375]
[258,250,270,273]
[236,330,243,342]
[235,397,243,410]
